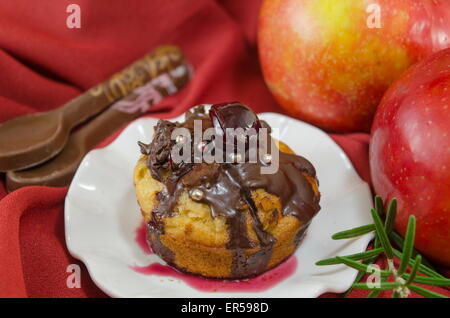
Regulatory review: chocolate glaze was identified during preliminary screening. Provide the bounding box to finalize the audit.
[139,103,320,279]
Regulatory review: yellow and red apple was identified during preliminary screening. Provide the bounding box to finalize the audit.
[258,0,450,132]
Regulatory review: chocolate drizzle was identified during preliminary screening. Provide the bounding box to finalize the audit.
[139,103,320,279]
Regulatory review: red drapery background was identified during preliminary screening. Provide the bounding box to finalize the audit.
[0,0,447,298]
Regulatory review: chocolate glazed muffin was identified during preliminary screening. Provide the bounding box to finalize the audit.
[134,103,320,279]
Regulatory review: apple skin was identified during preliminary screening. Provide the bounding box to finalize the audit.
[258,0,450,132]
[370,49,450,266]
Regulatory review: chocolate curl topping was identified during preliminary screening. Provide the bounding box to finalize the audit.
[142,119,177,181]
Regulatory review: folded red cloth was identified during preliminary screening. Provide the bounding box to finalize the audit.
[0,0,448,298]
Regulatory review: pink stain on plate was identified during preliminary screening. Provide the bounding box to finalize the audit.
[131,221,298,292]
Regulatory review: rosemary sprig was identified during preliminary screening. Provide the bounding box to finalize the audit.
[316,195,450,298]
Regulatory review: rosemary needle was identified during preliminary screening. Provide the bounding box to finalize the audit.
[352,282,400,291]
[398,216,416,276]
[332,224,375,240]
[371,208,394,260]
[408,285,448,298]
[316,248,383,266]
[406,255,421,285]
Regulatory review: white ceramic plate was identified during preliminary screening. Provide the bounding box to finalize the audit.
[65,112,373,298]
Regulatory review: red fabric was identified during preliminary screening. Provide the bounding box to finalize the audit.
[0,0,448,298]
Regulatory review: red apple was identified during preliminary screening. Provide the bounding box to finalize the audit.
[370,48,450,266]
[258,0,450,132]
